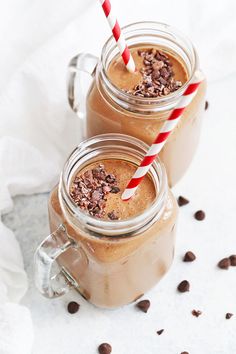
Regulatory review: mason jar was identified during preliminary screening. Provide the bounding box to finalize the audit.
[67,21,206,187]
[34,134,178,308]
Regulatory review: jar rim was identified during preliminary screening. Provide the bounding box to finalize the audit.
[99,21,199,112]
[59,133,168,237]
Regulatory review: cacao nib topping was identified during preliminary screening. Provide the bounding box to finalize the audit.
[70,164,119,219]
[110,186,120,194]
[107,211,119,220]
[125,48,183,98]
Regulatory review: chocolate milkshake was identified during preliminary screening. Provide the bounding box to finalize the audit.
[34,135,178,308]
[81,23,207,186]
[49,159,177,308]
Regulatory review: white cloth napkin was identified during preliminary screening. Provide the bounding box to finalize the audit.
[0,1,235,353]
[0,220,34,354]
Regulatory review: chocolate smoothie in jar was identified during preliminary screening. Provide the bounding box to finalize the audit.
[35,134,178,308]
[68,22,206,187]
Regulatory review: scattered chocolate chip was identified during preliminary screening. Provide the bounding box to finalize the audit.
[108,211,119,220]
[136,299,150,313]
[178,196,189,207]
[205,101,209,110]
[183,251,196,262]
[98,343,112,354]
[229,255,236,266]
[181,352,189,354]
[110,186,120,194]
[67,301,80,314]
[218,258,230,270]
[156,329,164,335]
[192,309,202,317]
[194,210,205,221]
[226,313,233,319]
[177,280,190,293]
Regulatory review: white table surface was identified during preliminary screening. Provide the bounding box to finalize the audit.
[3,77,236,354]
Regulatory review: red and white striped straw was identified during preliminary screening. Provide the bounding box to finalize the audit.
[122,70,204,201]
[99,0,136,73]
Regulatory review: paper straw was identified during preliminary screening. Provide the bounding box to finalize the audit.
[99,0,136,73]
[121,70,204,201]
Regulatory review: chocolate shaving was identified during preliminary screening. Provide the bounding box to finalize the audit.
[70,164,119,219]
[126,48,182,98]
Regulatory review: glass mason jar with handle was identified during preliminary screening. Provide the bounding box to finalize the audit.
[67,21,206,187]
[34,134,178,308]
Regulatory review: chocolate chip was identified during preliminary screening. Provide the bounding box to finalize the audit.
[226,313,233,319]
[194,210,205,221]
[177,280,190,293]
[178,196,189,207]
[181,352,189,354]
[156,329,164,335]
[110,186,120,194]
[108,211,119,220]
[192,309,202,317]
[205,101,209,110]
[67,301,80,314]
[183,251,196,262]
[136,299,150,313]
[218,258,230,270]
[98,343,112,354]
[229,255,236,266]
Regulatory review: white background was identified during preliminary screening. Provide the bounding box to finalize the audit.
[1,0,236,353]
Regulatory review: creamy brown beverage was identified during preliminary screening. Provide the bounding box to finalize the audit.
[34,135,178,308]
[48,158,177,308]
[82,23,207,186]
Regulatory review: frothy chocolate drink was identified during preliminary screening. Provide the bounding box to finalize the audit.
[70,160,155,220]
[48,156,178,308]
[86,44,206,186]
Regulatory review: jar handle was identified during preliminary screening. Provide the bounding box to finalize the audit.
[34,224,80,298]
[67,53,99,139]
